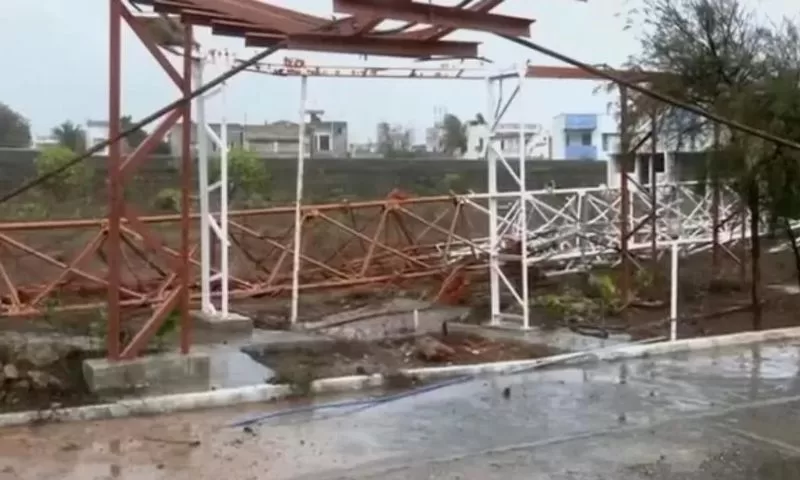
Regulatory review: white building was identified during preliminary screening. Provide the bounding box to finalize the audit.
[32,135,59,149]
[85,119,112,156]
[462,122,542,160]
[547,113,620,162]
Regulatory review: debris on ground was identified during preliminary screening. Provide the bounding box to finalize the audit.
[414,335,456,362]
[249,332,559,387]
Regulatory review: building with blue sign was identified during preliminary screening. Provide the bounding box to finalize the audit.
[549,113,620,161]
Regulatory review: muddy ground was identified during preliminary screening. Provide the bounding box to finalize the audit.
[516,245,800,341]
[1,246,799,414]
[250,332,559,390]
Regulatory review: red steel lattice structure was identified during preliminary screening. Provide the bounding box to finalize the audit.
[0,1,702,361]
[99,0,537,360]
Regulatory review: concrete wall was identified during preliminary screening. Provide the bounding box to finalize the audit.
[0,148,611,205]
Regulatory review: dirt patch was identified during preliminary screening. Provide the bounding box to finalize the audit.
[0,345,100,414]
[249,332,558,391]
[491,247,800,342]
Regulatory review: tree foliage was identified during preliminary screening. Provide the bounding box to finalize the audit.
[376,122,414,157]
[623,0,800,329]
[52,121,86,153]
[35,145,92,201]
[209,146,270,202]
[0,103,32,148]
[440,114,467,156]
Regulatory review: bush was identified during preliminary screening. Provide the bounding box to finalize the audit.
[34,145,92,201]
[209,147,270,202]
[152,188,181,212]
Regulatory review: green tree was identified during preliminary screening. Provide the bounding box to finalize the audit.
[624,0,800,329]
[0,102,32,148]
[35,145,92,201]
[209,146,270,202]
[440,114,467,156]
[52,121,86,152]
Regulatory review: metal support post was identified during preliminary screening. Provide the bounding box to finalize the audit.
[516,65,530,330]
[670,241,679,341]
[618,86,631,304]
[485,66,530,329]
[194,57,231,318]
[107,0,123,360]
[290,75,309,325]
[179,24,194,354]
[486,75,500,326]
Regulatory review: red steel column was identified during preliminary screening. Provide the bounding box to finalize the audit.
[107,0,123,360]
[180,26,194,354]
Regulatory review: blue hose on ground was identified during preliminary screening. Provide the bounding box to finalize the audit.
[228,374,472,428]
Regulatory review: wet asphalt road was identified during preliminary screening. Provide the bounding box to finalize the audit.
[3,341,800,479]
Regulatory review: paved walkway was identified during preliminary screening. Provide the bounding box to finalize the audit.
[3,341,800,479]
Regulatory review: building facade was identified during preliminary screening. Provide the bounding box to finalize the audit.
[167,119,349,158]
[84,119,113,155]
[549,113,621,162]
[461,122,542,160]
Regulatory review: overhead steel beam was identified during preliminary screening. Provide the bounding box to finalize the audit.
[185,0,310,33]
[526,65,662,82]
[332,0,532,37]
[245,32,479,58]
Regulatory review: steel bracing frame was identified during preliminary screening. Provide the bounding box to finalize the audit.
[0,181,753,318]
[484,67,531,328]
[83,0,540,359]
[106,0,196,359]
[194,57,231,319]
[1,0,761,357]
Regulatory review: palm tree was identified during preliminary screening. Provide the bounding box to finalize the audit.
[51,121,86,152]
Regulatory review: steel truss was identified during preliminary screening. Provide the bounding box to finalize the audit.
[0,181,748,320]
[77,0,540,359]
[1,0,762,358]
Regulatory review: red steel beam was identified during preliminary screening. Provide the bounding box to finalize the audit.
[332,0,532,37]
[399,0,505,41]
[245,32,479,58]
[185,0,311,33]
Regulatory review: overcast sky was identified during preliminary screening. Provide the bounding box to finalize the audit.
[0,0,793,143]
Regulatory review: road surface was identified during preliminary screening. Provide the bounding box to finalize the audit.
[3,341,800,479]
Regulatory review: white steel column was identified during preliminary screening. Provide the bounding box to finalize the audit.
[485,66,530,329]
[193,60,213,314]
[290,75,309,325]
[485,76,501,325]
[194,57,230,317]
[517,65,530,330]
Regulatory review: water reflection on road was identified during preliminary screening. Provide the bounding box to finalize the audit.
[3,341,800,479]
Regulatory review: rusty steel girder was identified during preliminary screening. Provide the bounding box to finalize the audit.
[134,0,536,57]
[0,194,487,319]
[331,0,533,38]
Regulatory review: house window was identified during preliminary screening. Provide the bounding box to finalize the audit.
[602,133,619,151]
[317,134,331,152]
[581,132,592,146]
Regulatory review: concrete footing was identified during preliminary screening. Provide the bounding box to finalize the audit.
[191,310,253,332]
[82,352,211,393]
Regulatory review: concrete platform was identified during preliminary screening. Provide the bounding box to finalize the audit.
[242,329,333,355]
[81,352,211,393]
[191,310,253,332]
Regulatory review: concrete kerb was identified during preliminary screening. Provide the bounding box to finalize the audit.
[1,325,800,428]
